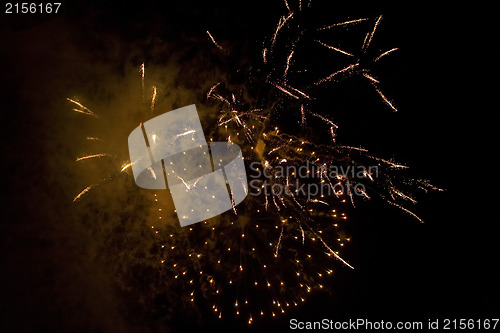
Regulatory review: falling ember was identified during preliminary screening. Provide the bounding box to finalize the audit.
[317,17,368,30]
[151,86,157,112]
[120,162,133,172]
[73,185,92,202]
[385,200,425,223]
[271,12,294,48]
[362,15,383,53]
[372,84,398,112]
[283,0,291,12]
[174,130,196,140]
[300,104,306,127]
[206,82,220,99]
[283,83,310,99]
[274,225,284,257]
[75,153,112,162]
[207,30,224,51]
[273,82,311,100]
[147,166,157,179]
[314,63,359,85]
[283,49,295,81]
[140,62,145,78]
[273,82,300,99]
[315,40,354,57]
[374,47,399,62]
[362,71,380,83]
[140,62,145,100]
[306,111,338,131]
[67,98,98,118]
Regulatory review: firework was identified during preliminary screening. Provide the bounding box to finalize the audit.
[70,0,441,326]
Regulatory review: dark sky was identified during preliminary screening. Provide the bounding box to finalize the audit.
[0,1,495,332]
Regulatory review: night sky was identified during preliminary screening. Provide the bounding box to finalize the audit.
[0,1,496,332]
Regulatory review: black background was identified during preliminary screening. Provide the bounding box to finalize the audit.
[0,1,495,332]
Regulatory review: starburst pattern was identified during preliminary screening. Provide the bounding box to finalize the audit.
[70,0,441,325]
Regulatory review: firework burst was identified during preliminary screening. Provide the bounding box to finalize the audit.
[70,0,441,325]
